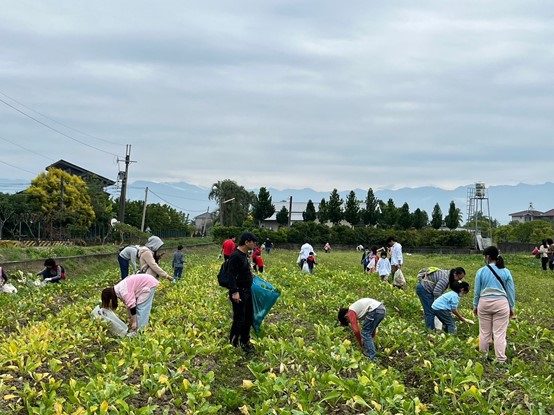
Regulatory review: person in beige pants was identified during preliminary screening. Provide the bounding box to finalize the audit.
[473,246,516,363]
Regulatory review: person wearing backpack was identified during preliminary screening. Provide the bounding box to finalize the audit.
[227,232,258,354]
[473,246,516,363]
[416,267,466,330]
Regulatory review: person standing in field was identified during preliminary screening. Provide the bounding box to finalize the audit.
[221,236,236,261]
[539,239,549,271]
[172,245,185,282]
[338,298,386,360]
[264,238,273,254]
[376,250,391,281]
[416,267,466,330]
[101,273,159,332]
[473,246,516,363]
[546,238,554,271]
[138,236,171,280]
[386,236,403,273]
[324,242,331,253]
[227,232,258,353]
[118,245,140,279]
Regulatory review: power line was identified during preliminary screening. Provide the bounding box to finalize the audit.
[127,186,209,202]
[0,90,122,147]
[0,135,55,162]
[0,96,120,157]
[0,159,36,175]
[148,189,205,214]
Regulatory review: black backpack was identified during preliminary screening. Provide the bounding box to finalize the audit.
[217,261,233,289]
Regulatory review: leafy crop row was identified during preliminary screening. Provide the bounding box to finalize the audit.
[0,249,552,414]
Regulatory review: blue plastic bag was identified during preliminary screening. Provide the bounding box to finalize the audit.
[251,275,280,333]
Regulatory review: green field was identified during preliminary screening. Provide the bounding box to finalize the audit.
[0,248,552,414]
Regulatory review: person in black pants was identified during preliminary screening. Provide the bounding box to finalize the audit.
[227,232,258,353]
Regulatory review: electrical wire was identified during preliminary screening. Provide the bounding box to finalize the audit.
[0,90,122,147]
[0,159,36,175]
[148,189,206,214]
[0,96,120,157]
[127,186,209,202]
[0,135,55,162]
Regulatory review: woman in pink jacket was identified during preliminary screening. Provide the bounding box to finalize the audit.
[101,274,160,332]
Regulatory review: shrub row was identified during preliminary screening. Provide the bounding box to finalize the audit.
[212,222,474,248]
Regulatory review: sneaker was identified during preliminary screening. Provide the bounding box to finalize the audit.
[241,343,256,354]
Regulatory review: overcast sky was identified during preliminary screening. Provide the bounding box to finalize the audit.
[1,0,553,193]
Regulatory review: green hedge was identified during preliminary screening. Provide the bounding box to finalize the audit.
[212,223,473,248]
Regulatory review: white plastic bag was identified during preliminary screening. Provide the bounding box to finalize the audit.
[91,305,128,337]
[1,283,17,294]
[434,317,443,331]
[302,262,311,273]
[393,269,406,288]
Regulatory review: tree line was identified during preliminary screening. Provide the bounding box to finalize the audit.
[210,179,464,231]
[0,168,191,241]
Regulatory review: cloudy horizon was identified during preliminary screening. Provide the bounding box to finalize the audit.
[1,1,553,192]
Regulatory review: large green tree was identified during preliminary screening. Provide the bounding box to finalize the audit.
[396,202,412,230]
[378,199,397,228]
[343,191,360,226]
[303,199,317,222]
[362,188,379,226]
[276,206,289,226]
[209,180,254,227]
[252,187,275,225]
[444,201,462,230]
[327,189,343,225]
[317,198,329,224]
[0,193,18,239]
[27,168,95,237]
[431,203,443,229]
[411,208,429,229]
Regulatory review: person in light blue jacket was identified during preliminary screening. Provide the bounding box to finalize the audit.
[473,246,516,363]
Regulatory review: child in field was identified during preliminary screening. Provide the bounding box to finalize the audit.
[338,298,386,360]
[252,246,264,273]
[306,252,317,273]
[172,245,185,282]
[376,251,391,281]
[432,281,472,333]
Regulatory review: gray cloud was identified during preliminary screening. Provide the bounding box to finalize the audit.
[1,0,553,194]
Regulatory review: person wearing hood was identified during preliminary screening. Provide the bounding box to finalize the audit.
[138,236,171,280]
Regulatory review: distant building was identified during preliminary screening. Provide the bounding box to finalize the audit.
[509,203,554,223]
[194,211,215,235]
[46,159,115,187]
[261,201,313,230]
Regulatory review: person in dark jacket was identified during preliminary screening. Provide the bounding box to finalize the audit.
[227,232,258,353]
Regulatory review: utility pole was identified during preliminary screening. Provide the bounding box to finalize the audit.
[140,186,149,232]
[118,145,135,223]
[288,195,293,227]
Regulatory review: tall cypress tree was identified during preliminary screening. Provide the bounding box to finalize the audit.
[362,187,379,226]
[317,199,328,224]
[276,206,289,226]
[252,187,275,225]
[303,199,317,222]
[343,191,360,226]
[431,203,443,229]
[327,189,344,225]
[444,200,462,230]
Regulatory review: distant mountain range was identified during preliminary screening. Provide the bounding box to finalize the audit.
[2,178,552,224]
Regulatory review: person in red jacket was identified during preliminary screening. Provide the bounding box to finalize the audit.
[251,246,264,273]
[221,236,236,261]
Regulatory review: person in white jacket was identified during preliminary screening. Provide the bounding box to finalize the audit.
[386,236,403,273]
[138,236,171,280]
